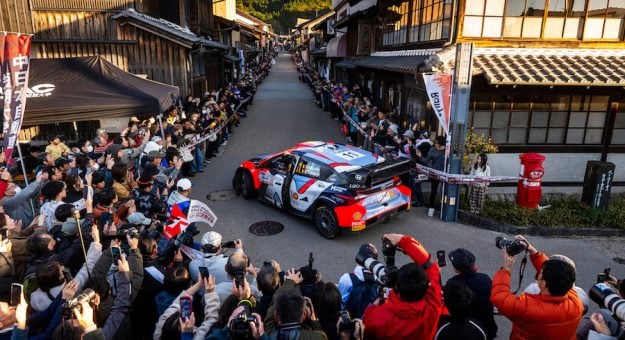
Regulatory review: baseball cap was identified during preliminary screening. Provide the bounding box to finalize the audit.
[61,220,78,236]
[128,212,152,226]
[151,136,162,143]
[147,150,165,158]
[201,231,222,246]
[177,178,192,191]
[402,130,415,139]
[54,157,70,168]
[449,248,476,273]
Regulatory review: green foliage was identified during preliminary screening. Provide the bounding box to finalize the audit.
[236,0,331,34]
[463,128,499,173]
[478,197,625,229]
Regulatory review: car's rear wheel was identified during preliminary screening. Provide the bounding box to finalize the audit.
[241,171,256,199]
[313,205,341,239]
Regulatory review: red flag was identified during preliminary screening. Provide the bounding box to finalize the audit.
[0,33,32,166]
[164,203,189,239]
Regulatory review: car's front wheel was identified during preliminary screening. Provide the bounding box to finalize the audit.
[313,205,341,239]
[241,171,257,199]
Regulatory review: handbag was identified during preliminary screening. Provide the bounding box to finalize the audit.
[341,123,349,136]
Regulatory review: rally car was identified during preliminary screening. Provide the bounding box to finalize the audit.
[232,141,412,239]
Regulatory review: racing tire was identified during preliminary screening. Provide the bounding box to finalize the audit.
[241,171,257,199]
[313,205,341,239]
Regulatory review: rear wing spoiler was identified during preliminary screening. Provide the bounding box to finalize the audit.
[347,157,414,189]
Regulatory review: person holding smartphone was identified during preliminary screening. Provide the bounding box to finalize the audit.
[188,231,240,286]
[154,272,219,340]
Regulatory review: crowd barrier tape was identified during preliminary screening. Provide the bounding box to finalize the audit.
[334,104,521,185]
[181,95,252,151]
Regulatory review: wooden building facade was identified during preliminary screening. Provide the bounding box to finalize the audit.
[325,0,625,186]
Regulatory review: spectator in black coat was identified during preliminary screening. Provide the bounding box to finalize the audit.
[436,280,487,340]
[446,248,498,339]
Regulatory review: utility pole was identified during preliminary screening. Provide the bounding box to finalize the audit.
[442,42,474,222]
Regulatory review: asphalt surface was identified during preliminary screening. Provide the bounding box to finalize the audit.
[189,53,625,337]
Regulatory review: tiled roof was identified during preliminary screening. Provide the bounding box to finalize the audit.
[113,9,228,50]
[474,48,625,86]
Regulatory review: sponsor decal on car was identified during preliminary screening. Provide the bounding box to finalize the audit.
[351,221,366,231]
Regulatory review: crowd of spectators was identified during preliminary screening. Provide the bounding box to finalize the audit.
[0,48,621,340]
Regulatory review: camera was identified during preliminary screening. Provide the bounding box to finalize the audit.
[597,268,611,283]
[338,311,356,332]
[222,240,236,248]
[355,240,397,287]
[589,283,625,321]
[62,289,96,319]
[229,300,257,339]
[495,237,527,256]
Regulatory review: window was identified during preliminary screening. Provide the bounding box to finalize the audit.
[463,0,624,40]
[382,1,410,46]
[584,0,625,40]
[612,102,625,144]
[386,0,453,45]
[294,158,332,180]
[468,94,609,145]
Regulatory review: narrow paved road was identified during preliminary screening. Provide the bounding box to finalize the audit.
[189,53,625,337]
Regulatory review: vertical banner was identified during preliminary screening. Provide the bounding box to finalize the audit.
[0,33,32,165]
[422,73,452,134]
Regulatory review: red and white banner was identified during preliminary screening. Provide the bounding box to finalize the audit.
[0,33,31,166]
[187,199,218,228]
[422,73,452,134]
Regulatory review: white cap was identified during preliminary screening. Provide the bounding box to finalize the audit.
[177,178,192,191]
[201,231,222,246]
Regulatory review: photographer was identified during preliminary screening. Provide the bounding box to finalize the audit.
[263,270,326,340]
[490,235,582,339]
[337,244,380,319]
[362,233,442,339]
[577,276,625,339]
[56,256,132,339]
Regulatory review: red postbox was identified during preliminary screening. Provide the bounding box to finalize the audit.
[516,153,545,209]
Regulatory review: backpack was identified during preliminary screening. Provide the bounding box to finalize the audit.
[345,272,380,319]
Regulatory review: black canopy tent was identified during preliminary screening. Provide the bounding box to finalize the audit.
[23,56,180,126]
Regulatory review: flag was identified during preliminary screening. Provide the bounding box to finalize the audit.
[187,199,218,227]
[0,33,32,165]
[164,203,189,239]
[422,73,452,134]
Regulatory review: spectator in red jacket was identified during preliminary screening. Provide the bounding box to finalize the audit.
[363,233,442,339]
[490,235,583,340]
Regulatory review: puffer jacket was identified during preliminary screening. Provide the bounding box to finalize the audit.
[362,235,443,340]
[490,252,583,340]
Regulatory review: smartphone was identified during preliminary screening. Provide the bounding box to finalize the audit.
[436,250,447,267]
[85,166,92,177]
[263,261,271,267]
[99,212,112,227]
[199,266,209,280]
[111,246,121,264]
[10,283,23,307]
[180,296,193,320]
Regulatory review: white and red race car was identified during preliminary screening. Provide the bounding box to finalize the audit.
[232,141,412,239]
